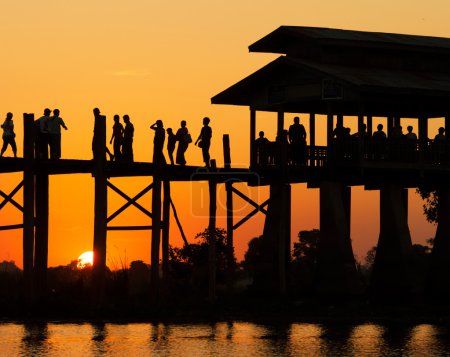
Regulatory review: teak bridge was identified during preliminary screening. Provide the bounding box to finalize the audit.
[3,26,450,301]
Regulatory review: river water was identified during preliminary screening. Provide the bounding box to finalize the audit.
[2,322,450,356]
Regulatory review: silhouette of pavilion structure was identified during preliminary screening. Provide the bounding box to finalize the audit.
[2,26,450,302]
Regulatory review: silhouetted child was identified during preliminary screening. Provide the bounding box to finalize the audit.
[0,112,17,158]
[166,128,176,165]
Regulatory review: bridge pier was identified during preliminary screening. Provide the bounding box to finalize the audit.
[316,181,363,296]
[428,188,450,297]
[371,185,412,298]
[256,182,291,295]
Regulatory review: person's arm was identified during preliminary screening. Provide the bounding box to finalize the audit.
[195,130,202,145]
[60,118,68,130]
[110,130,115,144]
[150,122,157,131]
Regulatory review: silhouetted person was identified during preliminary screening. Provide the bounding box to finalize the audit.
[195,117,212,167]
[35,108,51,159]
[333,120,346,139]
[405,125,417,141]
[372,123,387,160]
[122,115,134,162]
[0,112,17,158]
[150,119,166,165]
[255,131,270,165]
[110,114,124,161]
[434,127,446,142]
[92,108,114,161]
[47,109,68,159]
[288,116,306,165]
[176,120,190,165]
[166,128,176,165]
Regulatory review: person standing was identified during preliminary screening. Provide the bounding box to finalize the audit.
[110,114,124,161]
[122,114,134,162]
[175,120,191,165]
[150,119,166,165]
[47,109,68,159]
[195,117,212,167]
[35,108,51,159]
[0,112,17,158]
[166,128,176,165]
[288,116,307,165]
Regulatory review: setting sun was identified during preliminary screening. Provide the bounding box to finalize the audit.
[77,251,94,269]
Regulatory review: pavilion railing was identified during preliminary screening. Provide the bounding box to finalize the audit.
[252,139,450,169]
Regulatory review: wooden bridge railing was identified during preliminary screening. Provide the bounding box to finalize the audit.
[252,139,450,169]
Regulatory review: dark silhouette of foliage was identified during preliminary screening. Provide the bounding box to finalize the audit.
[417,188,438,224]
[292,229,320,264]
[241,236,263,277]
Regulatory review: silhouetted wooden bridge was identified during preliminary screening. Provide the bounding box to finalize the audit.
[3,26,450,302]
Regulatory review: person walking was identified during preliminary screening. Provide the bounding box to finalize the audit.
[110,114,124,161]
[150,119,166,165]
[48,109,68,159]
[35,108,51,159]
[0,112,17,158]
[195,117,212,167]
[175,120,191,165]
[122,114,134,162]
[166,128,176,165]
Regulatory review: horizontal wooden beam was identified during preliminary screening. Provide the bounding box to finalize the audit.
[0,224,24,231]
[107,225,153,231]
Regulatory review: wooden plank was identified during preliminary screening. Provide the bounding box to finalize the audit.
[107,225,153,231]
[0,224,24,231]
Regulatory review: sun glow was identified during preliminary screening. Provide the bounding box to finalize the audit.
[77,251,94,269]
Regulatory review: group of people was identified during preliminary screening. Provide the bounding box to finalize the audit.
[92,108,212,167]
[150,116,212,167]
[35,108,68,159]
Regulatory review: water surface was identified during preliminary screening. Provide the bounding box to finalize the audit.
[2,322,450,356]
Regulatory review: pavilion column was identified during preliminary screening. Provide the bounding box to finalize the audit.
[277,111,284,137]
[418,116,428,164]
[370,184,413,299]
[387,116,394,138]
[309,113,315,167]
[250,108,256,166]
[428,187,450,298]
[316,182,363,296]
[23,113,35,299]
[326,104,334,147]
[445,115,450,140]
[367,115,373,137]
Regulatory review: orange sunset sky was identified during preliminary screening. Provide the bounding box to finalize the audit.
[1,1,448,268]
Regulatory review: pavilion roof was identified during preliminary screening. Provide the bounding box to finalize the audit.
[248,26,450,55]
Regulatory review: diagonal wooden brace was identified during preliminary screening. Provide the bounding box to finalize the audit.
[0,181,24,212]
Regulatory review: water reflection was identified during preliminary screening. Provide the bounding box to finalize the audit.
[0,321,448,356]
[20,322,52,356]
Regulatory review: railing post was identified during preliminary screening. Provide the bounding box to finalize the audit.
[309,113,316,167]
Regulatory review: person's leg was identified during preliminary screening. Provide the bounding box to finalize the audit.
[202,142,210,167]
[0,138,7,156]
[168,148,174,165]
[130,139,134,162]
[56,134,62,159]
[11,137,17,158]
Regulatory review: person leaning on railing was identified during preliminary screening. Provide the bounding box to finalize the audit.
[433,127,446,164]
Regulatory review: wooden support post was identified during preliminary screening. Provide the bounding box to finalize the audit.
[394,116,401,128]
[309,113,315,167]
[208,160,217,300]
[34,171,49,297]
[446,115,450,140]
[23,113,35,298]
[151,177,162,303]
[418,116,428,165]
[387,116,394,138]
[358,108,364,164]
[250,108,256,167]
[223,135,234,292]
[367,115,373,137]
[278,183,290,295]
[277,111,284,137]
[327,104,334,148]
[92,113,107,304]
[162,180,170,293]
